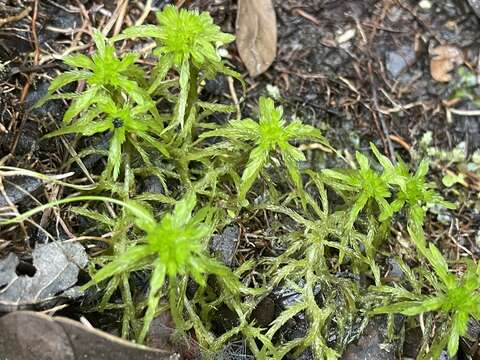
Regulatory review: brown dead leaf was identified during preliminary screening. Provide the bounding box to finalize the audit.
[430,45,464,82]
[236,0,277,77]
[0,311,175,360]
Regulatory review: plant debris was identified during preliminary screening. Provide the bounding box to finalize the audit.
[0,242,88,311]
[0,311,177,360]
[468,0,480,17]
[236,0,277,77]
[0,176,43,207]
[430,45,464,83]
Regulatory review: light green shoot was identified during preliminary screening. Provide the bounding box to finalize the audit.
[392,158,455,230]
[114,5,238,127]
[40,29,155,123]
[373,229,480,358]
[202,97,330,203]
[44,96,168,181]
[323,143,400,227]
[84,192,240,343]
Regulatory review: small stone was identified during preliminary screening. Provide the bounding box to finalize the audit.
[210,226,239,267]
[217,47,229,58]
[252,296,275,327]
[386,45,417,78]
[437,212,453,225]
[387,258,404,281]
[204,75,227,97]
[0,311,175,359]
[336,28,356,45]
[266,84,281,100]
[142,175,164,194]
[342,315,403,360]
[419,0,432,10]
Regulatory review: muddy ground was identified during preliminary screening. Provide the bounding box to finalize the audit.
[1,0,480,359]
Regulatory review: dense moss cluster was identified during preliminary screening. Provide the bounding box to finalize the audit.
[2,5,477,359]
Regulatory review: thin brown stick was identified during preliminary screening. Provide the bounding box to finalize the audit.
[114,0,129,36]
[368,62,395,162]
[32,0,40,66]
[0,6,31,28]
[135,0,153,26]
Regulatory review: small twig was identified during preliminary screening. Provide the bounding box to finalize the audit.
[113,0,129,36]
[227,76,241,120]
[39,185,60,231]
[292,8,320,26]
[41,304,69,315]
[368,62,395,163]
[64,235,111,243]
[80,316,95,329]
[10,112,28,157]
[0,6,31,28]
[275,67,326,80]
[39,43,90,64]
[389,135,411,153]
[176,0,186,8]
[448,108,480,116]
[73,0,93,34]
[45,25,82,35]
[137,42,156,56]
[361,22,407,33]
[0,154,13,166]
[8,63,59,77]
[135,0,153,26]
[0,239,11,252]
[32,0,40,66]
[378,88,426,114]
[338,76,359,94]
[59,136,95,184]
[102,0,128,36]
[353,18,367,44]
[19,0,39,104]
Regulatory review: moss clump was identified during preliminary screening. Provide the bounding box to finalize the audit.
[1,5,469,360]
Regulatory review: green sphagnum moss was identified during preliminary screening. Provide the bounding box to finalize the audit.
[0,5,472,360]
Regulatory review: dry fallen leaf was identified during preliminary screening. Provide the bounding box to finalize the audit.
[236,0,277,77]
[430,45,464,82]
[0,242,87,311]
[0,311,175,360]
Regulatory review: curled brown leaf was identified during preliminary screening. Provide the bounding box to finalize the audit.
[430,45,464,82]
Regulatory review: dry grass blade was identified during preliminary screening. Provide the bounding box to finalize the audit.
[0,166,96,191]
